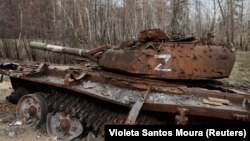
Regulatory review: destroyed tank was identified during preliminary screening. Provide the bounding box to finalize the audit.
[0,29,250,140]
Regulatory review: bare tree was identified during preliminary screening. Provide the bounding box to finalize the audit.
[1,0,250,62]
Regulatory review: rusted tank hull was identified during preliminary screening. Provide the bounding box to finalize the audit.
[9,76,250,123]
[1,61,249,140]
[99,43,236,80]
[2,62,249,123]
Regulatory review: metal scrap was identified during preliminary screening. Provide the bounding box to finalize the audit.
[242,98,250,111]
[203,97,230,106]
[202,99,223,106]
[0,63,19,70]
[125,87,151,125]
[36,63,48,74]
[208,97,230,105]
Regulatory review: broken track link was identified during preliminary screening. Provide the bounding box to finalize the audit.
[45,89,168,139]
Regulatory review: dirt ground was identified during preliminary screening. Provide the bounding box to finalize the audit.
[0,51,250,141]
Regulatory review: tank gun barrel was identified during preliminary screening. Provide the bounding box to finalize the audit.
[30,41,89,57]
[30,41,110,62]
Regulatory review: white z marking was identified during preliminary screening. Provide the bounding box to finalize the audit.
[154,54,171,72]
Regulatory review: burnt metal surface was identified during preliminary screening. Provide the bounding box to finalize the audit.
[99,43,235,80]
[30,32,236,80]
[138,28,170,42]
[16,93,48,126]
[0,61,249,140]
[0,63,19,70]
[2,63,250,122]
[125,87,151,125]
[46,112,83,140]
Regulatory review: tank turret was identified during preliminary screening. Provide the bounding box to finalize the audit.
[30,37,236,80]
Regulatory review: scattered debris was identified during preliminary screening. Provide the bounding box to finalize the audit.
[82,81,97,89]
[15,120,22,126]
[36,133,41,139]
[8,131,15,137]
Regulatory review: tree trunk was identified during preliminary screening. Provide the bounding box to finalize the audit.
[22,37,31,61]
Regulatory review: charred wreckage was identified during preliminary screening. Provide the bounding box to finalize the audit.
[0,29,250,140]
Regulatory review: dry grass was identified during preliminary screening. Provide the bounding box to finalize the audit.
[225,51,250,83]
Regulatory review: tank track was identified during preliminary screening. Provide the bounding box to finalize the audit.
[46,89,168,139]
